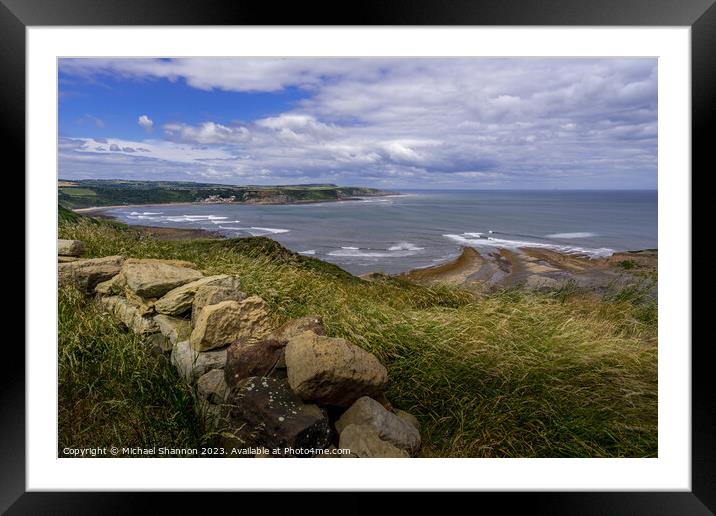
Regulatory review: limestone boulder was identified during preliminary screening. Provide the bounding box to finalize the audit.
[394,409,421,433]
[94,274,123,295]
[155,274,240,316]
[338,424,409,458]
[58,239,85,257]
[285,332,388,407]
[120,261,203,299]
[191,285,246,325]
[59,255,123,294]
[335,396,421,455]
[170,340,227,384]
[197,369,229,405]
[123,288,156,316]
[223,376,331,456]
[189,296,271,352]
[153,314,192,346]
[96,295,159,336]
[58,256,80,263]
[224,337,286,390]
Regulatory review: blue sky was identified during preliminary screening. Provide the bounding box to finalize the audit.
[58,58,657,189]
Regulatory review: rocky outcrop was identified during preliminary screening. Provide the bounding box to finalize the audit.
[58,239,85,257]
[59,255,124,294]
[154,275,241,316]
[338,424,409,458]
[189,296,271,352]
[285,332,388,407]
[335,396,421,455]
[223,376,331,456]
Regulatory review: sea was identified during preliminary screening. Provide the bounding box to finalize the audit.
[103,190,658,275]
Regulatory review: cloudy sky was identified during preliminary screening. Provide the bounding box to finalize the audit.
[58,58,657,189]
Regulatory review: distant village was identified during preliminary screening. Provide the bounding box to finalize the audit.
[200,195,236,203]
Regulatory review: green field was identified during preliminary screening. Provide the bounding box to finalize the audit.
[58,209,658,457]
[57,179,393,209]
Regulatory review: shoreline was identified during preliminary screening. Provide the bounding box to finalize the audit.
[75,208,657,285]
[72,193,405,214]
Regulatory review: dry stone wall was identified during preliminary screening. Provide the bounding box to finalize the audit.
[58,239,422,458]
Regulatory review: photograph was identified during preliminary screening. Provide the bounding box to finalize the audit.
[56,56,658,459]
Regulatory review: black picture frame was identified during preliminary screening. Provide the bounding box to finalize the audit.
[4,0,709,512]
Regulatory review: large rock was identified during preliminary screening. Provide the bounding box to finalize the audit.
[154,275,240,316]
[96,295,159,336]
[394,409,421,433]
[59,255,124,294]
[197,369,229,404]
[224,337,286,389]
[191,285,246,325]
[153,314,192,346]
[335,396,421,455]
[170,340,227,384]
[223,376,331,456]
[222,315,326,388]
[189,296,271,352]
[338,424,409,458]
[285,332,388,407]
[94,274,123,295]
[58,239,85,257]
[123,287,156,316]
[119,261,203,299]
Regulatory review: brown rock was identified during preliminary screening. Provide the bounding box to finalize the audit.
[223,376,331,456]
[153,314,192,345]
[191,285,247,325]
[58,239,85,257]
[197,369,229,404]
[59,255,124,294]
[170,340,227,384]
[189,296,271,352]
[120,261,203,298]
[224,337,286,389]
[154,275,241,316]
[285,332,388,407]
[335,396,421,455]
[338,424,409,458]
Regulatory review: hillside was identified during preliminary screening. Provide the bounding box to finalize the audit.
[58,179,395,209]
[58,212,657,457]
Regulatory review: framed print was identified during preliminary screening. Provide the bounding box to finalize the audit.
[4,0,710,512]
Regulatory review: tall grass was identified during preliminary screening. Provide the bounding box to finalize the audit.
[59,217,657,457]
[58,286,205,455]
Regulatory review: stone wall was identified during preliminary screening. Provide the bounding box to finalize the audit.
[58,239,421,458]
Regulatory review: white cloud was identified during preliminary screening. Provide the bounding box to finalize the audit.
[59,58,658,188]
[138,115,154,129]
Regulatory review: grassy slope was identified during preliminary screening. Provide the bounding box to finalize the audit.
[58,215,658,457]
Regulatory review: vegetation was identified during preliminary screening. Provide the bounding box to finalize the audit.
[57,179,394,209]
[58,215,658,457]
